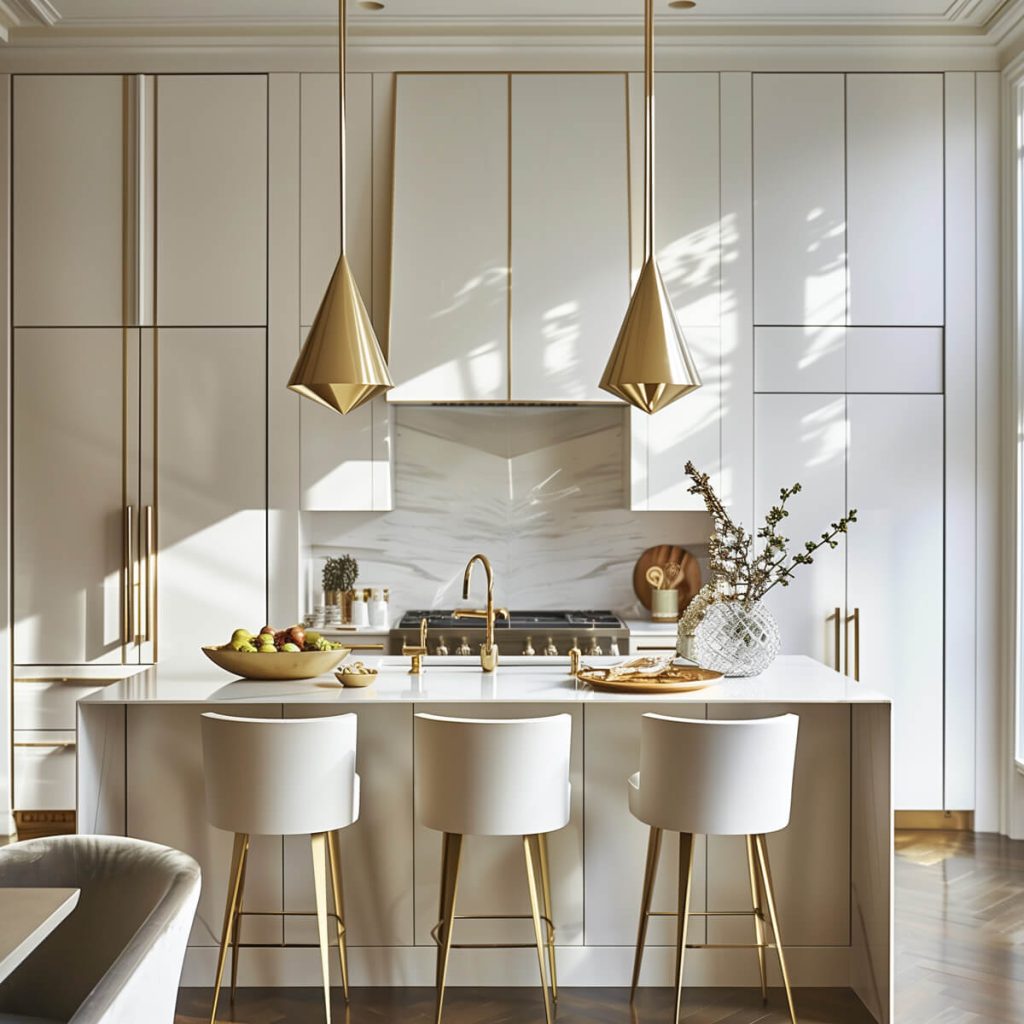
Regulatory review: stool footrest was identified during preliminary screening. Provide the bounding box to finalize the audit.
[430,912,555,949]
[647,909,765,919]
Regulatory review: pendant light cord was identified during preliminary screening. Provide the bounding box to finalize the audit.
[338,0,347,254]
[643,0,655,263]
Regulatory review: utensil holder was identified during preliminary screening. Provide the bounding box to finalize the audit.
[651,588,679,623]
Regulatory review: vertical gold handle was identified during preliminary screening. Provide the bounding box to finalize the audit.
[845,608,860,681]
[143,505,155,643]
[123,505,135,645]
[827,607,841,672]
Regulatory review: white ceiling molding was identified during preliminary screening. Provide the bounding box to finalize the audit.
[0,0,1020,71]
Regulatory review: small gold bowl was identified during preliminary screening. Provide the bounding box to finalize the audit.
[335,666,378,688]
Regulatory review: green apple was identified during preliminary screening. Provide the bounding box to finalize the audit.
[231,628,254,645]
[281,642,301,653]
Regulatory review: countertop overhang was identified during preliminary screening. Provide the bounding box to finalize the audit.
[79,654,889,706]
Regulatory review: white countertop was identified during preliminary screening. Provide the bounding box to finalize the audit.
[78,655,888,706]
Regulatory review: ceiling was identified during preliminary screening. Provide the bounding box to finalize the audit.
[9,0,1020,32]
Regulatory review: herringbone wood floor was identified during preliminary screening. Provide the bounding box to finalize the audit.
[176,830,1024,1024]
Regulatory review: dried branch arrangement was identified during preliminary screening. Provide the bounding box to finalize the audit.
[685,461,857,607]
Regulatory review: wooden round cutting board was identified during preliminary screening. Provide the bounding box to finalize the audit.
[633,545,701,613]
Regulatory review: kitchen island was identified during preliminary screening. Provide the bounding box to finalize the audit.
[77,655,891,1023]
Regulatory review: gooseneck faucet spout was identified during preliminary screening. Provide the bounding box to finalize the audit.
[452,553,508,672]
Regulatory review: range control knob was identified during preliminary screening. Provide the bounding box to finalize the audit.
[455,636,473,656]
[523,635,536,656]
[543,636,559,657]
[586,636,603,657]
[609,639,621,657]
[435,635,449,657]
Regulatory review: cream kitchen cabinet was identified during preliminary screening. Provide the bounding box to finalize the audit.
[755,392,944,810]
[155,75,267,327]
[509,75,630,402]
[13,329,128,665]
[297,73,392,511]
[154,329,268,673]
[389,74,510,402]
[12,76,125,327]
[390,73,632,404]
[846,74,944,327]
[753,74,846,328]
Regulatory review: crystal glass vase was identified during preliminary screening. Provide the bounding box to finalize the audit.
[692,599,780,677]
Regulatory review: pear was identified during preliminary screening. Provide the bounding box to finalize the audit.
[231,628,254,645]
[281,642,301,653]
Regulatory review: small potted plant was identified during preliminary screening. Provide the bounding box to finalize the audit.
[323,555,359,622]
[681,461,856,676]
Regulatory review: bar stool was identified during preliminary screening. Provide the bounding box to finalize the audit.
[200,712,359,1024]
[414,712,572,1024]
[628,712,800,1024]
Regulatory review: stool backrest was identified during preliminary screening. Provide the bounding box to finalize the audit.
[201,712,358,836]
[415,713,572,836]
[635,713,799,836]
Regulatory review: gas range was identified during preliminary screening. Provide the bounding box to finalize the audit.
[392,610,629,658]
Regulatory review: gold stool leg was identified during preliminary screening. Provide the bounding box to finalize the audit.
[435,832,463,1024]
[229,835,250,1004]
[327,830,350,1003]
[755,834,798,1024]
[672,832,695,1024]
[631,825,662,1001]
[745,834,768,1004]
[523,835,553,1024]
[311,832,333,1024]
[536,833,558,1004]
[210,832,249,1024]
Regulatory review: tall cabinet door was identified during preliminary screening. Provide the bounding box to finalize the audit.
[12,76,125,327]
[846,75,944,326]
[753,73,846,328]
[153,329,267,673]
[389,74,509,402]
[754,394,847,668]
[13,330,128,664]
[629,73,721,510]
[155,75,268,326]
[848,395,944,809]
[510,74,631,402]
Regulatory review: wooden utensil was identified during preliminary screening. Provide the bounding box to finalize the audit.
[633,545,701,613]
[663,561,683,589]
[645,565,666,590]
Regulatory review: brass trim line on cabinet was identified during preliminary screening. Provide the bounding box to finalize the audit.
[13,740,75,749]
[123,504,135,645]
[845,607,860,681]
[896,810,974,831]
[143,504,155,644]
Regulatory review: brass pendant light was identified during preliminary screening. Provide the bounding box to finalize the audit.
[599,0,701,414]
[288,0,393,415]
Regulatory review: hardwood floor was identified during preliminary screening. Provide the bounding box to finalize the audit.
[176,830,1024,1024]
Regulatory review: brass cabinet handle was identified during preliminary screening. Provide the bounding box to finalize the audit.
[827,607,841,672]
[347,643,385,651]
[143,505,155,643]
[123,505,135,645]
[14,740,76,749]
[845,608,860,681]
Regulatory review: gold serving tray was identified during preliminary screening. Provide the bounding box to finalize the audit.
[577,664,722,694]
[202,645,349,681]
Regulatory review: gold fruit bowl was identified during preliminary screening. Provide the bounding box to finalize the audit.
[202,645,349,681]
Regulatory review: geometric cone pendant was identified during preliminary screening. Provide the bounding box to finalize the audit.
[288,253,393,415]
[600,256,702,414]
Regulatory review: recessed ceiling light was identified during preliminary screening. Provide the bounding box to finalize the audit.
[357,1,385,9]
[668,1,697,8]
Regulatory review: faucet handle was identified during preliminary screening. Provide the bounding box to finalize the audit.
[495,607,510,621]
[452,608,488,621]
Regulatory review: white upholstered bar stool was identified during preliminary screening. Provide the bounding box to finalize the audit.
[200,712,359,1024]
[415,712,572,1024]
[628,712,800,1024]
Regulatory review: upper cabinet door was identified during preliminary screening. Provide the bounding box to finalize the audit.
[847,74,944,327]
[13,76,125,327]
[510,75,630,402]
[753,74,846,327]
[390,74,509,402]
[156,75,268,327]
[300,73,373,327]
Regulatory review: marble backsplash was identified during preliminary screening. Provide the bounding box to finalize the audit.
[304,406,711,615]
